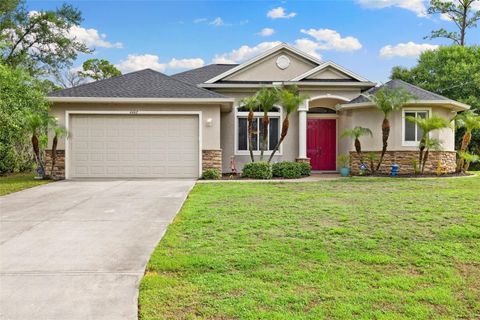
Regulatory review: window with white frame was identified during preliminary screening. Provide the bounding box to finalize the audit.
[236,105,281,153]
[403,109,429,145]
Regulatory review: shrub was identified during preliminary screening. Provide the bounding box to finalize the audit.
[202,168,221,180]
[298,162,311,176]
[272,162,304,179]
[242,162,272,179]
[337,154,351,168]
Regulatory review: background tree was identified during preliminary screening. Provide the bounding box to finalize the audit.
[0,0,91,75]
[363,87,414,171]
[391,46,480,151]
[340,126,373,163]
[78,58,121,81]
[0,63,48,173]
[405,115,451,174]
[255,88,279,161]
[268,88,308,162]
[240,96,258,162]
[54,68,85,88]
[425,0,480,46]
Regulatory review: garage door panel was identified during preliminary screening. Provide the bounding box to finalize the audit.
[70,114,199,178]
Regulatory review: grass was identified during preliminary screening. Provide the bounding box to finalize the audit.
[139,174,480,320]
[0,172,51,196]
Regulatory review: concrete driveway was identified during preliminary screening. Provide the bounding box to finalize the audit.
[0,179,195,320]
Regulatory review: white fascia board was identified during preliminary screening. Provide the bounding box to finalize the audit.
[204,43,322,84]
[199,81,376,89]
[48,97,235,104]
[291,61,370,82]
[337,100,471,111]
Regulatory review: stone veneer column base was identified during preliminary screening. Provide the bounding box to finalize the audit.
[295,158,311,164]
[44,150,65,180]
[202,149,222,173]
[350,151,456,175]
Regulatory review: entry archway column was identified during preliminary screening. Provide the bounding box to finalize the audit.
[297,101,308,161]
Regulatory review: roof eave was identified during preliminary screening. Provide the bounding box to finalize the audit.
[199,81,376,89]
[337,100,471,112]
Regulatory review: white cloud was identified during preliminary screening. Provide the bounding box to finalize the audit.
[257,28,275,36]
[292,38,323,59]
[212,41,281,64]
[168,58,205,69]
[209,17,224,26]
[69,25,123,49]
[267,7,297,19]
[356,0,427,17]
[379,41,439,58]
[300,28,362,51]
[116,54,205,73]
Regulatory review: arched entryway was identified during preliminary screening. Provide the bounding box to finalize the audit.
[306,96,347,171]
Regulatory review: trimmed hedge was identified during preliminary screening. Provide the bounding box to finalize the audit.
[272,161,311,179]
[242,162,272,179]
[202,168,221,180]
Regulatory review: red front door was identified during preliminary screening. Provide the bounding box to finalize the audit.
[307,119,336,170]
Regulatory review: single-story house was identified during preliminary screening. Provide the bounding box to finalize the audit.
[47,43,469,179]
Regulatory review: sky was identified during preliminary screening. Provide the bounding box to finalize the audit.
[27,0,480,83]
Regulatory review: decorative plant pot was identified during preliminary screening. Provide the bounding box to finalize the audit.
[340,167,350,177]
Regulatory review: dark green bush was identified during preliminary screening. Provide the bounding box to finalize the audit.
[202,168,221,180]
[298,162,311,176]
[242,162,272,179]
[272,161,310,179]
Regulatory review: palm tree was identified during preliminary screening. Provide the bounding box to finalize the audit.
[268,88,308,162]
[421,137,442,174]
[455,110,480,172]
[25,111,48,177]
[363,87,414,171]
[458,151,479,173]
[405,115,451,174]
[240,96,258,162]
[340,126,373,163]
[255,87,279,160]
[49,125,68,179]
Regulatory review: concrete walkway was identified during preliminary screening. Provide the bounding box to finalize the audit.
[0,179,195,320]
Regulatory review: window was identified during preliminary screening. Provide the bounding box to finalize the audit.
[403,110,428,146]
[236,106,281,154]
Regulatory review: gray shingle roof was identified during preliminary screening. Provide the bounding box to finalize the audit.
[48,69,226,98]
[171,64,238,85]
[348,79,451,104]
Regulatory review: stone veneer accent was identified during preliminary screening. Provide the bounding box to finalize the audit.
[350,151,456,175]
[202,149,222,173]
[295,158,311,164]
[45,150,65,180]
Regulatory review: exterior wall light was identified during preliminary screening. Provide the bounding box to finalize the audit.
[206,118,213,127]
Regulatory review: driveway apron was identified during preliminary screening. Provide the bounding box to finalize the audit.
[0,179,195,320]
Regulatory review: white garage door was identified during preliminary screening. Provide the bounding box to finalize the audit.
[69,114,199,178]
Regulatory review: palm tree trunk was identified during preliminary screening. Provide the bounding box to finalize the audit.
[456,131,471,172]
[354,138,363,162]
[268,117,289,163]
[418,138,425,169]
[421,148,429,174]
[50,135,58,179]
[32,134,45,177]
[376,117,390,171]
[247,110,254,162]
[260,114,269,161]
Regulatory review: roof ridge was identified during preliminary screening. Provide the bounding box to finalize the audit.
[167,72,227,97]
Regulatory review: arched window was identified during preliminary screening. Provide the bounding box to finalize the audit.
[235,105,282,154]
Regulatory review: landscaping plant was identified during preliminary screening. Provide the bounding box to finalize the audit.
[255,88,279,161]
[458,151,479,173]
[240,96,258,162]
[24,111,50,178]
[268,88,308,162]
[405,115,450,174]
[455,110,480,172]
[366,152,379,174]
[272,162,303,179]
[337,154,351,177]
[363,87,414,171]
[49,124,68,179]
[340,126,372,163]
[242,162,272,179]
[201,168,221,180]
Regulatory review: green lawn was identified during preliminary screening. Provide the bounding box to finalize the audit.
[140,174,480,320]
[0,172,51,196]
